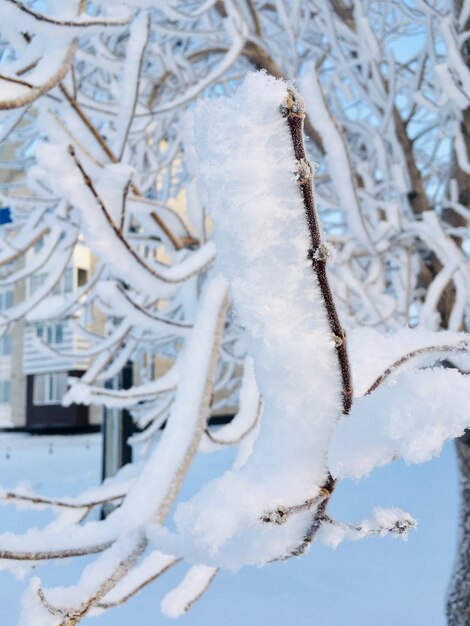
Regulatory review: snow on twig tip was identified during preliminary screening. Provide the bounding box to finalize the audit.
[279,86,305,118]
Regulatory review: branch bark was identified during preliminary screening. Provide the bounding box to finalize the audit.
[282,89,353,415]
[448,434,470,626]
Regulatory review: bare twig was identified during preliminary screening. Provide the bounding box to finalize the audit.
[282,87,353,415]
[119,179,132,234]
[3,491,125,510]
[59,84,117,163]
[321,513,416,538]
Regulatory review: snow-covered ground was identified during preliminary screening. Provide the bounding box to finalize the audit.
[0,432,459,625]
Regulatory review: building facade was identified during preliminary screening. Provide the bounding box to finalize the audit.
[0,242,102,430]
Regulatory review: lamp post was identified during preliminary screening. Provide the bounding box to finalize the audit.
[101,361,134,516]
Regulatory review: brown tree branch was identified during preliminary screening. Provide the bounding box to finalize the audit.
[366,341,470,396]
[282,88,353,415]
[0,41,78,111]
[59,84,117,164]
[270,474,336,560]
[261,486,331,525]
[245,0,263,37]
[264,86,355,559]
[5,0,131,28]
[0,541,114,561]
[3,491,125,510]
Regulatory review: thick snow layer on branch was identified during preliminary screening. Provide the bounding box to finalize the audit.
[439,17,470,108]
[111,273,228,527]
[300,64,372,249]
[318,507,416,549]
[64,362,179,408]
[34,144,215,295]
[329,368,470,479]
[113,11,149,158]
[202,355,260,451]
[93,550,177,612]
[0,276,227,561]
[19,530,144,626]
[0,0,131,36]
[163,72,341,567]
[161,564,217,618]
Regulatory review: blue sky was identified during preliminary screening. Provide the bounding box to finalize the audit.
[0,434,459,625]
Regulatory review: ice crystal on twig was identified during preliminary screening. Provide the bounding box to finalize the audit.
[295,158,312,184]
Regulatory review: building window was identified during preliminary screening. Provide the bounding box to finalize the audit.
[52,267,74,295]
[0,290,13,310]
[32,268,75,298]
[77,268,88,287]
[0,380,11,404]
[36,323,64,344]
[33,373,68,405]
[0,333,11,356]
[64,267,73,293]
[30,273,47,295]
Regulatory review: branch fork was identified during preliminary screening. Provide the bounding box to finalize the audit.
[261,486,332,525]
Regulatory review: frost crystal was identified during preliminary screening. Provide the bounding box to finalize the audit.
[295,158,312,185]
[307,241,336,264]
